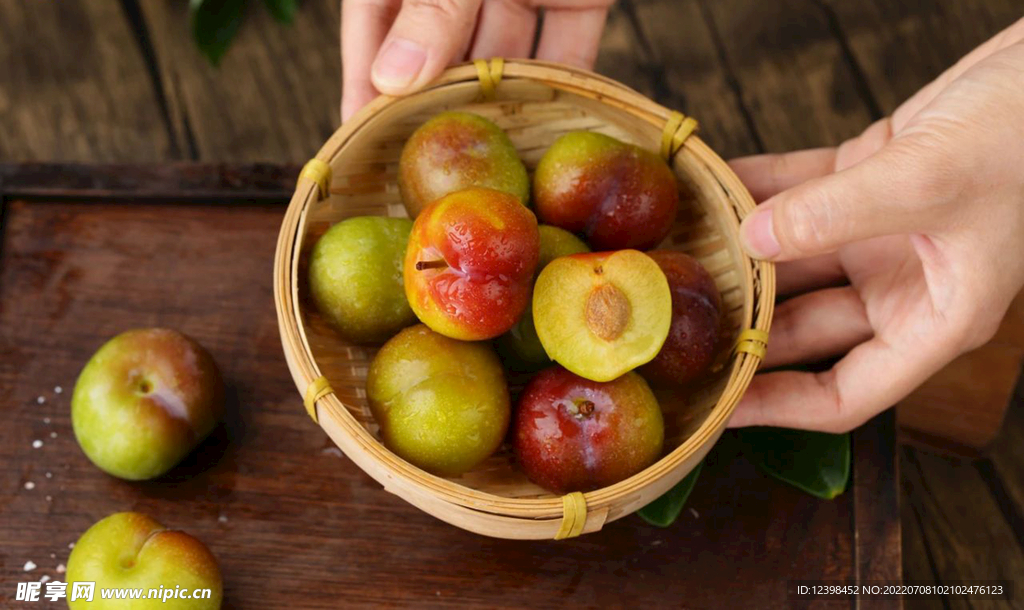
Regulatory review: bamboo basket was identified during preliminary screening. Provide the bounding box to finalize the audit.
[275,59,774,540]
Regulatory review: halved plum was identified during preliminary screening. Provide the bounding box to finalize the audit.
[533,250,671,382]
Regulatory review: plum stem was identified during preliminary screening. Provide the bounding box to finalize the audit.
[572,399,596,418]
[415,259,448,271]
[578,400,595,416]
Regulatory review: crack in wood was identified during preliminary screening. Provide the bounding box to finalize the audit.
[902,447,954,610]
[975,458,1024,556]
[618,0,677,108]
[693,0,766,153]
[807,0,884,121]
[118,0,196,160]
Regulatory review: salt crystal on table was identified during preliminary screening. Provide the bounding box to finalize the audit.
[45,472,52,478]
[689,508,699,519]
[56,564,66,574]
[45,496,52,502]
[24,482,35,490]
[36,396,45,404]
[24,561,36,571]
[32,440,43,449]
[218,514,228,523]
[54,386,63,394]
[43,417,51,424]
[39,575,50,584]
[50,553,55,559]
[68,542,75,549]
[50,432,57,438]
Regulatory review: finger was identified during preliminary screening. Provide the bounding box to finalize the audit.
[342,0,400,121]
[730,117,898,203]
[832,117,894,170]
[762,287,871,369]
[729,329,953,433]
[727,370,846,431]
[728,148,837,203]
[738,143,940,262]
[893,17,1024,130]
[535,6,609,69]
[371,0,483,96]
[776,254,845,296]
[468,0,537,60]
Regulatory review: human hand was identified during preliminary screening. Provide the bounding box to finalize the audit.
[340,0,614,121]
[728,19,1024,433]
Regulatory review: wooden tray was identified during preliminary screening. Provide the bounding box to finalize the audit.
[0,163,900,609]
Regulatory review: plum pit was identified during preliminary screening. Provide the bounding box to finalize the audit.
[585,283,631,341]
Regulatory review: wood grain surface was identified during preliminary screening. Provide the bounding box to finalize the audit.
[0,0,176,161]
[0,167,897,608]
[137,0,341,162]
[625,0,761,159]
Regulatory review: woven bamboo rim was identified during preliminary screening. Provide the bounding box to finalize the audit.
[274,59,775,540]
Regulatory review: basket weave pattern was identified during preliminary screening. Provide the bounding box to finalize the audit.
[275,60,774,539]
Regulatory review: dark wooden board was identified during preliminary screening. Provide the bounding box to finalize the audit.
[901,385,1024,610]
[901,445,1024,610]
[0,162,298,201]
[0,163,899,609]
[988,385,1024,541]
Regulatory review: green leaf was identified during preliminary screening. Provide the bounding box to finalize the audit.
[190,0,246,66]
[738,427,850,499]
[637,461,703,527]
[262,0,298,24]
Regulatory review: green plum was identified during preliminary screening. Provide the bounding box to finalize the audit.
[67,512,222,609]
[71,329,223,481]
[537,225,590,268]
[499,225,590,368]
[398,111,529,217]
[366,324,510,476]
[308,216,416,344]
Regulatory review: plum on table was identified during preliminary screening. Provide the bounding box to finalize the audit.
[71,328,223,481]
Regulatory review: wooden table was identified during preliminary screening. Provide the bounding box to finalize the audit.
[0,163,899,608]
[3,1,1023,606]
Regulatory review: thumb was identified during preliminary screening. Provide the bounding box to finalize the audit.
[371,0,482,96]
[739,143,936,261]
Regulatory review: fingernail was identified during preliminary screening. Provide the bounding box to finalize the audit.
[740,209,781,259]
[372,38,426,92]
